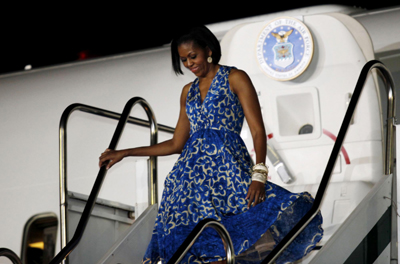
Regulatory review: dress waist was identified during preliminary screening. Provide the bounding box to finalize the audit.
[190,127,241,137]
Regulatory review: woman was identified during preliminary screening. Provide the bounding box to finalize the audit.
[99,25,323,264]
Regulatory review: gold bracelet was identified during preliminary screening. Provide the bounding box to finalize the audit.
[253,169,268,175]
[252,172,267,183]
[251,170,268,178]
[253,162,267,168]
[252,163,269,174]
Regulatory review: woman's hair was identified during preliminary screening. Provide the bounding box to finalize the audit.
[171,25,221,75]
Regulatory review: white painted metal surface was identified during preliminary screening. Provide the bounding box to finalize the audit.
[97,204,158,264]
[220,11,384,247]
[309,175,393,263]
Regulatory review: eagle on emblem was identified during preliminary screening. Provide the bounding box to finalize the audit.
[271,29,293,43]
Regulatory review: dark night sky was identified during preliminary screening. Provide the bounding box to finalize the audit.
[1,2,396,75]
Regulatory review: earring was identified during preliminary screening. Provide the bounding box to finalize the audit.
[207,56,213,63]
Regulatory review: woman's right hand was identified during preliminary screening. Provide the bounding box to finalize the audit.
[99,149,126,169]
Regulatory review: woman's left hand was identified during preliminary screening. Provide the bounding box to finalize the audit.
[99,149,126,169]
[246,181,266,208]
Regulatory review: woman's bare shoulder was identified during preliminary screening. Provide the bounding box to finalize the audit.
[228,68,253,93]
[179,82,193,103]
[182,82,192,95]
[229,67,250,80]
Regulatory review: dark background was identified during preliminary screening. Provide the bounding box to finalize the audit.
[1,2,396,75]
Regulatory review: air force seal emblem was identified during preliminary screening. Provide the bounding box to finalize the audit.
[256,17,314,81]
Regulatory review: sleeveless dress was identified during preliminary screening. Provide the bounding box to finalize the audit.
[142,66,323,264]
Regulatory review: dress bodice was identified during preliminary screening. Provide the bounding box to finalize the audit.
[186,66,244,135]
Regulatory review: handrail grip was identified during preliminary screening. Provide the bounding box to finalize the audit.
[51,97,160,264]
[262,60,396,263]
[167,219,235,264]
[0,248,23,264]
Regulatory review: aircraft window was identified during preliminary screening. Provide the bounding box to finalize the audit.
[21,213,57,264]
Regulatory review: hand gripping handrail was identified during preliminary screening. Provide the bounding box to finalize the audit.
[262,60,396,263]
[51,97,160,264]
[167,218,236,264]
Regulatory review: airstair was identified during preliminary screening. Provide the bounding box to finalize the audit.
[1,60,395,264]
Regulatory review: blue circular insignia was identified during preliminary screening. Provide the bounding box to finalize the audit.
[256,17,314,81]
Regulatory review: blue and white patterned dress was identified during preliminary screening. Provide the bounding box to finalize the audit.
[142,66,323,264]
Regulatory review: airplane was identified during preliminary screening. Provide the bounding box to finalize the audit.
[0,4,399,263]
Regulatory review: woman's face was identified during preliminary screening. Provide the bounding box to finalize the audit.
[178,41,211,77]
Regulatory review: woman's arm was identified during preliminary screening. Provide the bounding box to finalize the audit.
[229,69,267,208]
[99,84,191,169]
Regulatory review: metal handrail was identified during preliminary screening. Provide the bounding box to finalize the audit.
[167,218,235,264]
[262,60,396,263]
[57,102,174,253]
[0,248,23,264]
[51,97,164,264]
